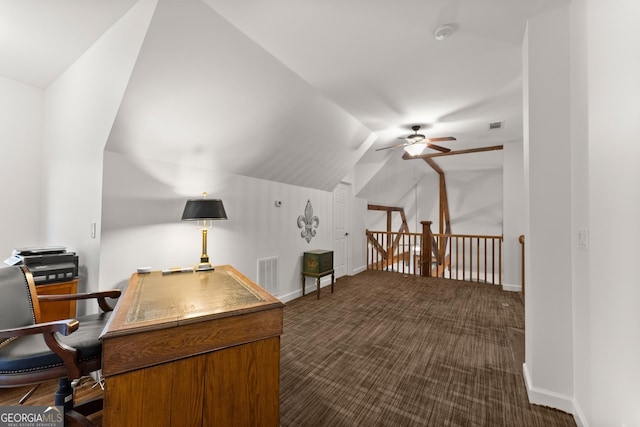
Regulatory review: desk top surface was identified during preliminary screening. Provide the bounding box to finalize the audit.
[101,265,283,339]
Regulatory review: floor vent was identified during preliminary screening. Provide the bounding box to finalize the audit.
[257,256,279,296]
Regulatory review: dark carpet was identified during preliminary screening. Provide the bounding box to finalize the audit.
[280,270,576,427]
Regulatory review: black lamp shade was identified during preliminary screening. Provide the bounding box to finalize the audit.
[182,199,227,221]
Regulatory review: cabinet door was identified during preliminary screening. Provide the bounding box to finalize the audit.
[36,279,78,322]
[204,337,280,426]
[103,337,280,427]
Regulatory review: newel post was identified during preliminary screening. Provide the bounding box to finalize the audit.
[421,221,433,277]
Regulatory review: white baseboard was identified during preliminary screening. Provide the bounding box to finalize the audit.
[523,363,588,427]
[502,282,522,292]
[278,276,335,303]
[352,265,367,274]
[522,363,574,414]
[572,398,588,427]
[280,268,366,303]
[278,289,301,303]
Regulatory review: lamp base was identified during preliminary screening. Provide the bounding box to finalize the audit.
[195,262,214,271]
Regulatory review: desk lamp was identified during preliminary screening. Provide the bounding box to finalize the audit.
[182,193,227,271]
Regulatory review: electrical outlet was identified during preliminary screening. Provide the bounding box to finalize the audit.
[577,228,589,250]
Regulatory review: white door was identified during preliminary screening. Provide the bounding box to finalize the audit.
[333,182,350,278]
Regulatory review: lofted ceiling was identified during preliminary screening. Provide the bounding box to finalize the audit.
[0,0,566,197]
[0,0,139,87]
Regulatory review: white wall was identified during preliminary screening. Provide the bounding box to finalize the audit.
[525,2,640,425]
[0,76,44,251]
[365,174,435,234]
[569,0,591,423]
[365,168,503,237]
[583,0,640,424]
[442,169,503,236]
[523,4,574,412]
[40,0,156,299]
[100,151,341,301]
[502,141,525,291]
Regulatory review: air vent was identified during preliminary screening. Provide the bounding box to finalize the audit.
[489,121,504,130]
[257,256,279,296]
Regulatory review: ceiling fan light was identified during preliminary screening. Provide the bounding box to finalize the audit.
[404,143,427,156]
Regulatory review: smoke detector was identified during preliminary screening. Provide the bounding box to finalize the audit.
[434,23,457,41]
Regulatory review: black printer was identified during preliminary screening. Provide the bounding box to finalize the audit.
[7,246,78,285]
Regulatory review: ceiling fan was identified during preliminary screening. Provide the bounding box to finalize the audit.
[375,125,456,155]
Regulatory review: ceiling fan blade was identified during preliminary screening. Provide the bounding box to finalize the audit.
[427,143,451,153]
[426,136,456,142]
[375,142,408,151]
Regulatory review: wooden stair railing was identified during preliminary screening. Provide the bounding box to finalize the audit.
[366,229,387,260]
[366,229,422,275]
[367,224,503,285]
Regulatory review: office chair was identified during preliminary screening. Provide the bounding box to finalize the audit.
[0,265,120,426]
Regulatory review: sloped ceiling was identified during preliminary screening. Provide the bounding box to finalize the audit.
[203,0,564,181]
[0,0,568,198]
[105,0,374,192]
[0,0,138,88]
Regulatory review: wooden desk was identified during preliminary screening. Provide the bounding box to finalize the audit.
[100,265,284,426]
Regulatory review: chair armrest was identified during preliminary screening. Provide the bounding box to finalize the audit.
[0,319,79,340]
[0,319,83,378]
[38,289,122,312]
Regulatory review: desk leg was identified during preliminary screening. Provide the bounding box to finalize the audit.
[331,271,335,294]
[316,277,321,300]
[302,273,305,297]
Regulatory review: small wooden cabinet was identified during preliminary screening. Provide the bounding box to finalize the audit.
[302,250,334,299]
[303,250,333,274]
[35,279,78,322]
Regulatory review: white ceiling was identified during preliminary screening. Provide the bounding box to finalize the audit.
[206,0,534,141]
[0,0,138,87]
[0,0,566,197]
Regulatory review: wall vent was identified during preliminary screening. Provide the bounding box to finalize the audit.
[489,121,504,130]
[257,256,279,296]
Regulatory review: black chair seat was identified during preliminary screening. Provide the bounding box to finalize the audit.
[0,312,110,377]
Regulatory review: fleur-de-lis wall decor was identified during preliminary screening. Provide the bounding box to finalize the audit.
[297,199,319,243]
